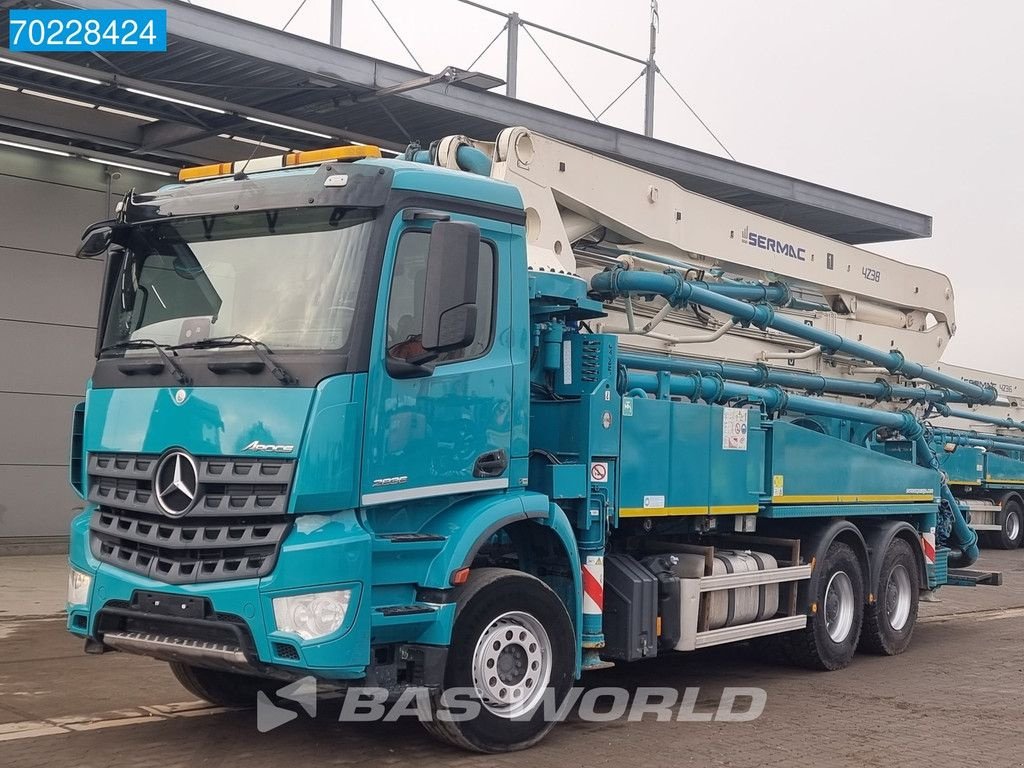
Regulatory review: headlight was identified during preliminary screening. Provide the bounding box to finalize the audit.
[272,589,351,641]
[67,568,93,607]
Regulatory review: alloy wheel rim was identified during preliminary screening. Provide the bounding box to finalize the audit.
[824,571,855,643]
[885,564,913,631]
[471,610,552,718]
[1007,511,1021,542]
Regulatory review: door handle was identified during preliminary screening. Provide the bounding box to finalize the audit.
[473,449,508,478]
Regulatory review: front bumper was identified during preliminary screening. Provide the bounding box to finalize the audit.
[68,508,374,680]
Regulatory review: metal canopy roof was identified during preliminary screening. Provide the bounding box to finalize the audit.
[0,0,931,245]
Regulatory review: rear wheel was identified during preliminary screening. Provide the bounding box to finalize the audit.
[169,662,270,708]
[992,500,1024,550]
[420,568,575,753]
[783,541,864,671]
[859,538,920,655]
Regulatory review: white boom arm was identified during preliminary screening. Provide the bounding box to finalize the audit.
[434,128,957,375]
[929,362,1024,432]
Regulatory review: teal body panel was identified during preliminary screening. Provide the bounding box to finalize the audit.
[84,384,312,460]
[765,420,940,511]
[508,223,532,478]
[375,159,524,210]
[359,490,581,667]
[292,374,366,513]
[618,398,764,515]
[936,436,1024,496]
[937,444,984,486]
[984,452,1024,487]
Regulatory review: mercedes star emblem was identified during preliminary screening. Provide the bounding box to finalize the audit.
[154,450,200,517]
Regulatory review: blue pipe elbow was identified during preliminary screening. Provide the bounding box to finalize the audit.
[455,145,492,176]
[944,486,980,567]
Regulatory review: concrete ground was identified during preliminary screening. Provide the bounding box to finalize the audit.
[0,556,69,619]
[1,551,1022,768]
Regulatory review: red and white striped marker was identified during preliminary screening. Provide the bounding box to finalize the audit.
[582,556,604,615]
[921,530,936,565]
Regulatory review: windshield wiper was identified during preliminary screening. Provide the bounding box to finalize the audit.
[100,339,192,385]
[173,334,298,385]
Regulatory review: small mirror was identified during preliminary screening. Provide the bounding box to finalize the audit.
[420,221,481,354]
[76,226,112,259]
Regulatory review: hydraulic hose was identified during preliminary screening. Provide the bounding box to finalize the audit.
[593,268,998,405]
[619,353,964,405]
[913,433,979,567]
[931,430,1024,454]
[934,404,1024,432]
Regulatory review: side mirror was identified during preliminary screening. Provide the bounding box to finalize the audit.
[76,226,112,259]
[420,221,481,354]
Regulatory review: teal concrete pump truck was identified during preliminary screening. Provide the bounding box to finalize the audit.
[923,365,1024,550]
[66,128,999,752]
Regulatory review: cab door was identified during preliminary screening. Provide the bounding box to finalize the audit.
[360,209,513,506]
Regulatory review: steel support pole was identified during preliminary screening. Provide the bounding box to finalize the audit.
[506,12,520,99]
[643,2,657,136]
[329,0,343,47]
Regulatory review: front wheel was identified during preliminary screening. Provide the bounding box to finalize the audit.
[420,568,575,753]
[859,538,920,655]
[783,541,865,671]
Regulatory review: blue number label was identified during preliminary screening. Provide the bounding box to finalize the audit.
[9,10,166,52]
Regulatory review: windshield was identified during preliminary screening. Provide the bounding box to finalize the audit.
[100,207,375,353]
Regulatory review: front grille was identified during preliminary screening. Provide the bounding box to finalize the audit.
[89,453,294,517]
[88,451,295,584]
[90,507,290,583]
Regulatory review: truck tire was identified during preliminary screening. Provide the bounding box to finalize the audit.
[420,568,575,753]
[992,500,1024,550]
[783,541,864,671]
[859,538,919,655]
[169,662,269,708]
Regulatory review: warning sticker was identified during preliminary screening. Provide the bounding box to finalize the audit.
[723,407,748,451]
[772,475,784,497]
[590,462,609,483]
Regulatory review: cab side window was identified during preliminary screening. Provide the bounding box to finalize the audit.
[386,229,495,363]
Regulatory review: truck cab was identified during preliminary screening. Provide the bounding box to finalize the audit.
[68,148,578,748]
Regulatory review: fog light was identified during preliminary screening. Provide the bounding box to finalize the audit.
[67,568,93,607]
[272,589,351,641]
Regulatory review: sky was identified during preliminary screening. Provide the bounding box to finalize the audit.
[191,0,1024,377]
